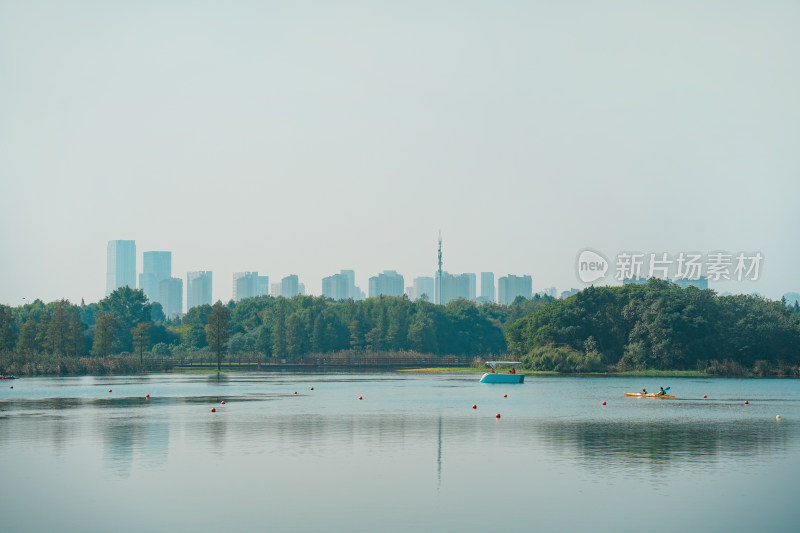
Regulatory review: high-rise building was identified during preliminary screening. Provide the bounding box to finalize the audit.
[435,272,476,304]
[339,269,363,299]
[672,276,709,290]
[322,273,350,300]
[412,276,434,301]
[281,275,300,298]
[106,240,136,295]
[480,272,495,303]
[498,274,533,305]
[270,282,281,297]
[561,288,580,299]
[139,251,172,303]
[256,275,270,296]
[232,272,269,301]
[159,277,183,318]
[369,270,404,297]
[322,270,362,300]
[187,271,213,310]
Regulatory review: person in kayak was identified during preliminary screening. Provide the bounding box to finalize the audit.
[642,388,647,394]
[657,387,666,396]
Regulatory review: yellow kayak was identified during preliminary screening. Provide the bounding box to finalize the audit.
[624,392,674,398]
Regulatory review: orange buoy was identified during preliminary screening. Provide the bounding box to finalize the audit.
[495,413,501,419]
[602,401,606,405]
[211,407,216,412]
[472,404,477,409]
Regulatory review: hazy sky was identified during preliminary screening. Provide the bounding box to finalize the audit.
[1,0,798,306]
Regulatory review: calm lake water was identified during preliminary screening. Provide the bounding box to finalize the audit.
[1,372,799,532]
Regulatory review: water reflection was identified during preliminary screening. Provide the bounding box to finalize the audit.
[103,420,140,477]
[529,418,794,469]
[100,417,171,476]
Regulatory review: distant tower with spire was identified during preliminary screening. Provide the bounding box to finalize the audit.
[437,231,443,305]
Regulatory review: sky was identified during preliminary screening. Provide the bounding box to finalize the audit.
[1,0,798,307]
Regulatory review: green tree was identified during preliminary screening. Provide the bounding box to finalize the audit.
[97,287,152,352]
[93,313,117,357]
[0,304,16,351]
[285,313,307,359]
[46,300,70,354]
[67,309,85,356]
[132,322,152,363]
[205,304,231,371]
[407,311,438,353]
[272,301,287,358]
[255,324,272,356]
[17,319,39,352]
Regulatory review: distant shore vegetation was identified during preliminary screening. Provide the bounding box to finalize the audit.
[1,280,799,377]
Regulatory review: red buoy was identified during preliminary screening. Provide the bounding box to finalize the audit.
[294,391,298,395]
[310,387,314,391]
[602,401,607,405]
[503,394,508,398]
[472,404,477,409]
[221,401,226,405]
[703,395,707,398]
[108,389,112,393]
[745,400,749,405]
[211,407,216,412]
[495,413,501,419]
[146,394,150,399]
[358,396,363,400]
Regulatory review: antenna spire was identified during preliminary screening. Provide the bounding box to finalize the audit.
[437,231,443,305]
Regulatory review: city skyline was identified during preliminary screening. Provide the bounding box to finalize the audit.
[6,236,800,309]
[2,2,798,307]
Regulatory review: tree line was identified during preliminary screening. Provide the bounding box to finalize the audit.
[0,287,554,373]
[506,279,800,376]
[3,281,799,376]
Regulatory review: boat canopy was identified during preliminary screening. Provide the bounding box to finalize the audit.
[485,361,521,366]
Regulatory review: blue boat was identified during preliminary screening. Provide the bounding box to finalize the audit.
[480,361,524,383]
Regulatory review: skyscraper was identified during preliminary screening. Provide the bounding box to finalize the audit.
[368,270,404,297]
[270,282,281,297]
[498,274,533,305]
[480,272,495,303]
[187,271,213,310]
[281,275,300,298]
[322,273,350,300]
[159,277,183,318]
[106,240,136,295]
[322,270,361,300]
[412,276,434,301]
[435,272,476,304]
[232,272,269,301]
[139,251,171,303]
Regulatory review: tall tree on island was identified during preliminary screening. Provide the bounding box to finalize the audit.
[132,322,151,364]
[97,287,152,352]
[0,304,16,351]
[93,313,117,357]
[205,303,230,371]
